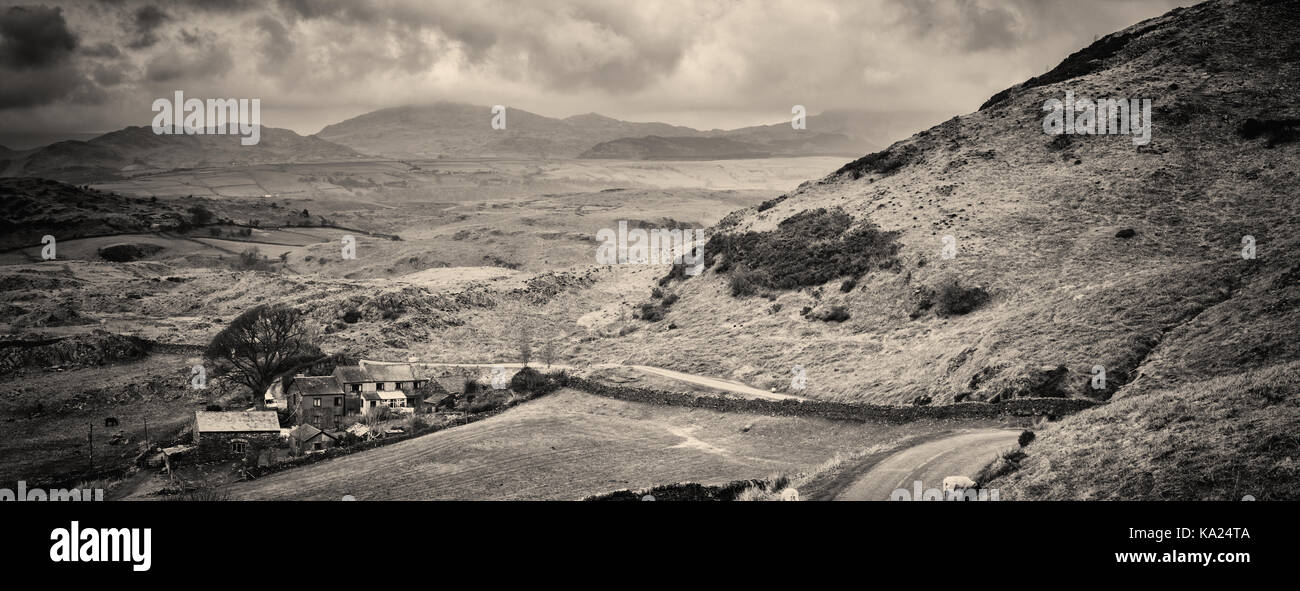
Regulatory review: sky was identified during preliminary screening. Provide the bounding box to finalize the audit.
[0,0,1196,138]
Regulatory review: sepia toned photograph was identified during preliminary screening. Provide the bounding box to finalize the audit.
[0,0,1295,552]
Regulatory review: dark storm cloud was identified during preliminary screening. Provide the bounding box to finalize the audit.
[255,15,294,65]
[0,5,99,109]
[0,6,78,69]
[126,4,168,49]
[277,0,381,23]
[82,41,121,58]
[143,37,233,82]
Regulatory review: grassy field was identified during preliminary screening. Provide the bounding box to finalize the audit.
[221,389,1001,501]
[0,353,243,487]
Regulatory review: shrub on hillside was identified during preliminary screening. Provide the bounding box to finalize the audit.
[834,145,920,179]
[756,194,788,212]
[933,277,989,317]
[729,268,761,297]
[807,304,851,322]
[1019,430,1036,447]
[637,302,665,322]
[705,208,899,295]
[1238,118,1300,147]
[233,247,272,271]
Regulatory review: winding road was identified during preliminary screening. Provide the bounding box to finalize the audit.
[834,429,1021,501]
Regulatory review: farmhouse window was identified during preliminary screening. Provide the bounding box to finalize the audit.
[335,397,342,406]
[231,440,247,454]
[314,398,321,407]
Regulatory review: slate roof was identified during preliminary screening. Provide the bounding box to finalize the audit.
[289,424,337,442]
[332,366,370,384]
[195,411,280,433]
[361,363,417,383]
[287,375,345,397]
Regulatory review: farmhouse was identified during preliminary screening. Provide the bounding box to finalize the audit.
[192,411,282,462]
[287,375,346,430]
[271,363,438,423]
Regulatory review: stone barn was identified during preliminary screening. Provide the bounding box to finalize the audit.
[192,411,283,463]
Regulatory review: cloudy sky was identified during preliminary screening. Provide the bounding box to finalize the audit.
[0,0,1193,140]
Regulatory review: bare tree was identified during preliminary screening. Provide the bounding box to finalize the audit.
[541,337,557,370]
[205,304,322,409]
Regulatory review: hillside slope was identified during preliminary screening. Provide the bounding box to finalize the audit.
[0,126,362,183]
[589,0,1299,498]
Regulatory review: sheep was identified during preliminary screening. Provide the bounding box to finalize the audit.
[942,476,977,493]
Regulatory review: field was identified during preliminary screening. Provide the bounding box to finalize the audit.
[0,352,245,487]
[220,389,1001,501]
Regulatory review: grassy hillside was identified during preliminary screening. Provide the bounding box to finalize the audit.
[579,0,1300,498]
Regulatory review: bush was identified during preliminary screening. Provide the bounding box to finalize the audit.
[510,366,555,395]
[409,415,430,432]
[650,287,664,299]
[729,269,761,297]
[234,247,270,271]
[637,302,666,322]
[840,278,857,293]
[661,293,679,307]
[808,305,850,322]
[658,263,689,286]
[1018,430,1036,447]
[933,277,989,317]
[756,194,788,212]
[188,205,214,225]
[1238,118,1300,147]
[706,207,899,295]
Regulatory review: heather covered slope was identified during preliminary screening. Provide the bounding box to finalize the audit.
[589,0,1299,498]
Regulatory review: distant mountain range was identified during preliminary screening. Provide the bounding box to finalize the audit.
[316,102,703,159]
[0,103,910,182]
[317,102,885,160]
[581,110,883,159]
[0,125,363,184]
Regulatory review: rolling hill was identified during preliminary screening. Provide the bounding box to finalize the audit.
[595,0,1299,499]
[0,125,363,183]
[316,102,701,159]
[317,101,885,160]
[580,111,880,159]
